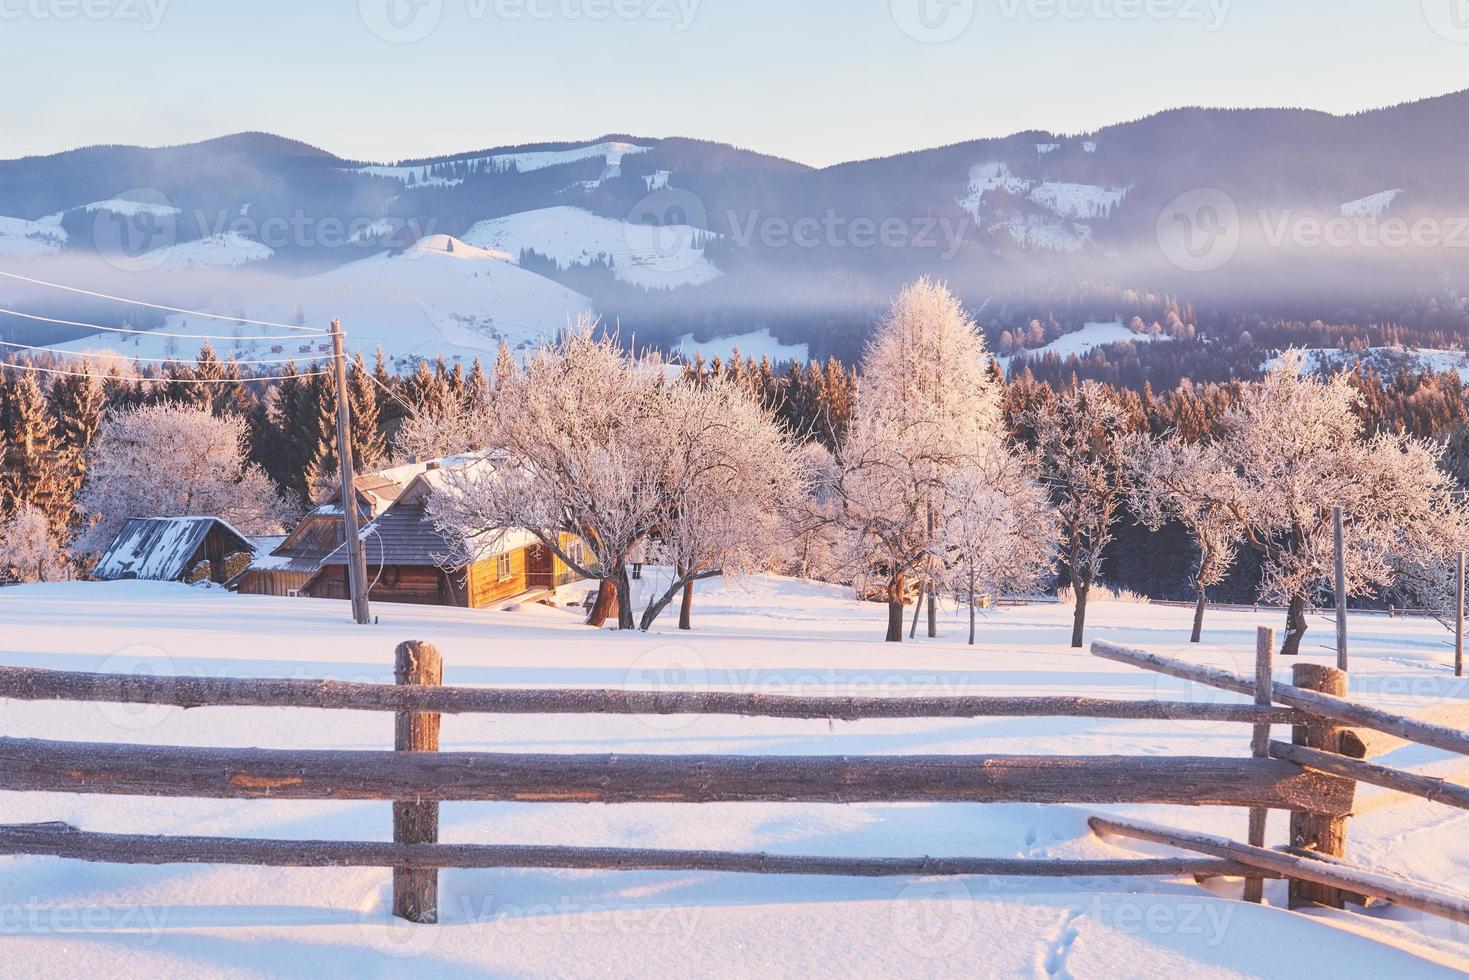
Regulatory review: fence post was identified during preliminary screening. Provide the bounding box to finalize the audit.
[1244,626,1274,904]
[393,641,443,924]
[1288,662,1351,910]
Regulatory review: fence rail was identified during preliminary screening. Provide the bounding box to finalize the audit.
[4,633,1469,929]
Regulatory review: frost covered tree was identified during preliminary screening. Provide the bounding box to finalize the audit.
[0,503,68,583]
[836,278,1007,642]
[1024,381,1131,648]
[1217,353,1467,657]
[635,377,804,631]
[1125,434,1245,643]
[2,369,76,535]
[940,452,1057,644]
[75,403,297,554]
[430,325,687,630]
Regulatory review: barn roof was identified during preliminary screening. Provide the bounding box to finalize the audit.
[317,455,535,569]
[94,518,256,582]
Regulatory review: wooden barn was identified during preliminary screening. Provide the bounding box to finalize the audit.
[230,461,434,597]
[94,518,257,585]
[299,462,588,608]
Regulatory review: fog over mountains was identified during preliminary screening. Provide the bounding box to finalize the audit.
[2,89,1467,380]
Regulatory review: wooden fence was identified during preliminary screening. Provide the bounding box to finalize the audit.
[1,633,1468,927]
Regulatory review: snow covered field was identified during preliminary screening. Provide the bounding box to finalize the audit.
[4,576,1469,977]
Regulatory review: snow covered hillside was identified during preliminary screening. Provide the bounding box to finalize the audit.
[51,235,594,368]
[1003,321,1170,370]
[959,161,1129,253]
[0,216,67,257]
[463,205,721,290]
[357,141,652,189]
[3,576,1469,977]
[1265,346,1469,382]
[138,232,274,270]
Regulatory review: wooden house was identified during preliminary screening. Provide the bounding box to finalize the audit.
[299,461,588,608]
[94,518,257,585]
[230,461,433,597]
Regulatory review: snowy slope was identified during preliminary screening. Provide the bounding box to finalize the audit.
[0,215,67,257]
[50,235,593,367]
[1340,190,1403,218]
[138,232,274,270]
[1003,321,1170,368]
[959,162,1126,251]
[359,141,652,188]
[674,328,808,364]
[2,579,1469,976]
[1266,346,1469,381]
[463,206,721,290]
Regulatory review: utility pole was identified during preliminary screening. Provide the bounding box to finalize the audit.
[1457,552,1465,679]
[1333,505,1348,672]
[331,318,372,626]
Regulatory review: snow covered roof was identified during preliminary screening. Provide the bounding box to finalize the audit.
[94,518,256,582]
[316,454,536,570]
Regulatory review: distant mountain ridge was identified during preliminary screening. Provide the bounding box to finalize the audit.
[2,89,1468,373]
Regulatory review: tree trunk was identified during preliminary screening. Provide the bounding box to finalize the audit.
[885,576,904,643]
[587,579,616,628]
[1071,580,1089,649]
[678,580,693,631]
[614,565,636,631]
[1281,594,1308,657]
[1191,582,1207,644]
[968,567,976,646]
[927,586,937,638]
[909,580,924,639]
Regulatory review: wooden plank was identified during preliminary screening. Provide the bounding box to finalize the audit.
[0,666,1302,724]
[0,739,1357,813]
[1089,814,1469,926]
[0,822,1273,878]
[1271,742,1469,812]
[1092,640,1469,756]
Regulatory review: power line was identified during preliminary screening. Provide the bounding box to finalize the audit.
[0,270,322,332]
[365,367,422,421]
[0,338,325,367]
[0,306,330,342]
[0,359,328,384]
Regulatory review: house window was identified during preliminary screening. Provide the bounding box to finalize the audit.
[497,552,513,582]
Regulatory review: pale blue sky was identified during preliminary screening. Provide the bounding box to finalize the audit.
[3,0,1467,166]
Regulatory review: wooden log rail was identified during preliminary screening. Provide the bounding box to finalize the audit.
[0,738,1357,813]
[0,822,1274,879]
[0,665,1301,725]
[1092,640,1469,756]
[1271,742,1469,812]
[1090,814,1469,927]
